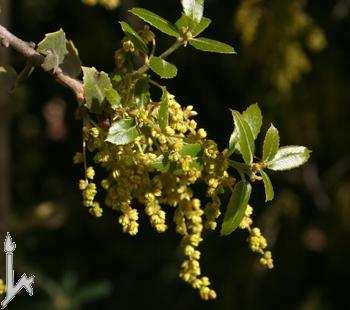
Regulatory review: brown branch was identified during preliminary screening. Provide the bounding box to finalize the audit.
[0,24,84,102]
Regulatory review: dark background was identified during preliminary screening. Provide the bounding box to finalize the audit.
[0,0,349,309]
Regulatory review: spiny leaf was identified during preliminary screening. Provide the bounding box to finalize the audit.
[190,37,236,54]
[61,40,82,78]
[0,65,17,92]
[105,118,141,145]
[221,181,252,236]
[149,57,178,79]
[175,14,211,37]
[37,29,68,71]
[262,124,280,162]
[232,111,255,164]
[119,21,148,54]
[181,0,205,23]
[267,146,311,171]
[158,87,169,130]
[82,67,118,110]
[129,8,180,38]
[260,170,274,202]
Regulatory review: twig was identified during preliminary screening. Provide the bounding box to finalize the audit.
[159,39,184,59]
[0,24,84,102]
[131,39,184,77]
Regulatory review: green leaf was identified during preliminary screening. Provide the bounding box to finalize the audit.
[149,57,178,79]
[105,118,141,145]
[221,181,252,236]
[158,88,169,130]
[190,37,236,54]
[181,0,205,23]
[129,8,180,38]
[82,67,115,109]
[175,14,211,36]
[191,17,211,36]
[119,21,148,54]
[180,142,202,157]
[105,88,121,109]
[260,170,274,202]
[152,155,170,172]
[232,111,255,164]
[0,65,17,92]
[37,29,68,71]
[262,124,280,162]
[267,146,311,171]
[242,103,262,139]
[61,40,82,78]
[228,103,262,155]
[228,130,239,155]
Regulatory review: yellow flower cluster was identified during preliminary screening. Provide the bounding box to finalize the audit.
[176,199,217,300]
[78,166,103,218]
[73,37,270,299]
[74,88,229,298]
[239,206,274,269]
[248,227,274,269]
[239,205,253,229]
[144,193,167,233]
[82,0,120,10]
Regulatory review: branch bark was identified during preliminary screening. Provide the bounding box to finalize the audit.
[0,24,84,102]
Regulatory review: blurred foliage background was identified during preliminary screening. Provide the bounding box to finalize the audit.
[0,0,349,309]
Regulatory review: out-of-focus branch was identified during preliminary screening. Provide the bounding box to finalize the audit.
[0,24,84,102]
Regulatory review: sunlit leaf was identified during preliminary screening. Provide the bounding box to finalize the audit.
[158,87,169,130]
[262,124,280,162]
[180,142,202,157]
[149,57,178,79]
[242,103,262,139]
[232,111,255,164]
[260,170,274,202]
[129,8,180,38]
[82,67,118,110]
[221,181,252,236]
[267,146,311,171]
[175,14,211,36]
[181,0,205,23]
[229,103,261,155]
[105,88,121,109]
[190,37,236,54]
[105,118,141,145]
[37,29,68,71]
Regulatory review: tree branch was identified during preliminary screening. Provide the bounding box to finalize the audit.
[0,24,84,102]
